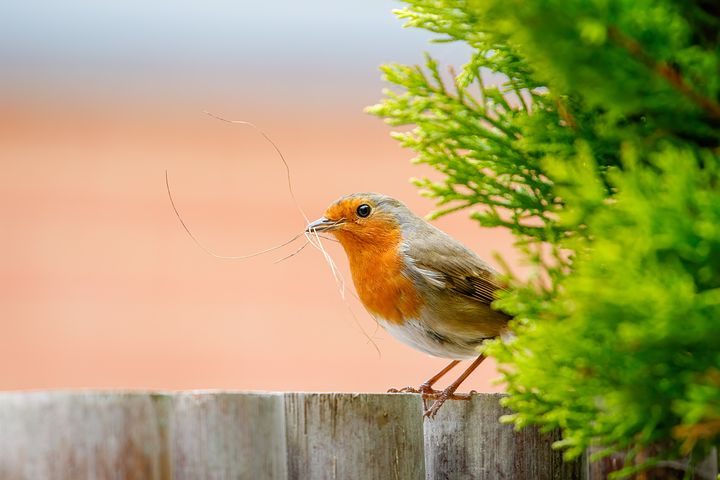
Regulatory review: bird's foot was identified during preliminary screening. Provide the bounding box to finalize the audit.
[423,389,478,419]
[387,383,441,396]
[420,389,477,401]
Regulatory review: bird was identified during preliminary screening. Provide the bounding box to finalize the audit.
[305,192,511,418]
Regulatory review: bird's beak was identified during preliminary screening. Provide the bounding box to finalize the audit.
[305,217,344,233]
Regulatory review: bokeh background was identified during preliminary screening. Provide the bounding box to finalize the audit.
[1,1,521,393]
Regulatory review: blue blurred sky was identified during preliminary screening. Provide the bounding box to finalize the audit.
[1,1,470,103]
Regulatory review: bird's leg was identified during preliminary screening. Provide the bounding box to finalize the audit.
[387,360,460,395]
[424,354,486,419]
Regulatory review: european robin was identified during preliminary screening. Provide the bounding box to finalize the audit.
[306,193,511,417]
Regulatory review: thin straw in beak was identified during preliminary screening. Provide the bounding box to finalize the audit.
[305,217,343,233]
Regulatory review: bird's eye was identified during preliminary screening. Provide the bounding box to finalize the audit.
[356,204,372,218]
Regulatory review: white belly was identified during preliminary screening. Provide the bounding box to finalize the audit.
[378,318,480,360]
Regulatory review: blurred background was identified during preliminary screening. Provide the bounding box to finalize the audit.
[1,0,521,393]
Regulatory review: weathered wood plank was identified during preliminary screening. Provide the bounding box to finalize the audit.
[284,393,425,480]
[5,391,710,479]
[168,391,287,480]
[423,393,584,480]
[0,392,168,480]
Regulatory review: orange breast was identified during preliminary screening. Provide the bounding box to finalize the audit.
[334,226,422,325]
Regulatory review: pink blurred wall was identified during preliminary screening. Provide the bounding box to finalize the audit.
[0,2,521,394]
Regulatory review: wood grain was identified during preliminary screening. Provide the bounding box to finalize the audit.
[5,391,711,479]
[0,392,168,480]
[423,393,584,480]
[168,392,287,480]
[284,392,425,480]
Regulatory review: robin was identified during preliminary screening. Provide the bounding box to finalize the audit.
[306,192,511,418]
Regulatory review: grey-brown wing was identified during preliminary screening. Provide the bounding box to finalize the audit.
[403,229,508,306]
[441,261,506,304]
[413,255,507,305]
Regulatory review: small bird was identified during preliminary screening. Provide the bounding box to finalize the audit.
[306,193,511,417]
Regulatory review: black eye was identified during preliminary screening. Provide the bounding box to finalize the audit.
[356,204,371,218]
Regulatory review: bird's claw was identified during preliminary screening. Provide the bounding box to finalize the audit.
[386,386,421,393]
[423,389,478,419]
[387,384,441,396]
[389,384,478,418]
[421,391,474,400]
[423,390,452,419]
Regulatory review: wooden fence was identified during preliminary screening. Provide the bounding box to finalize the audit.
[0,392,715,479]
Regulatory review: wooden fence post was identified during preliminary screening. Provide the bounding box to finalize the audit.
[2,391,714,479]
[0,392,168,480]
[423,393,584,480]
[168,392,287,480]
[284,392,425,480]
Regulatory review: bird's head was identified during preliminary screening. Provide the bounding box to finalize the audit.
[305,193,414,250]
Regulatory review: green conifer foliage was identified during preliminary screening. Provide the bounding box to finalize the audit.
[368,0,720,475]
